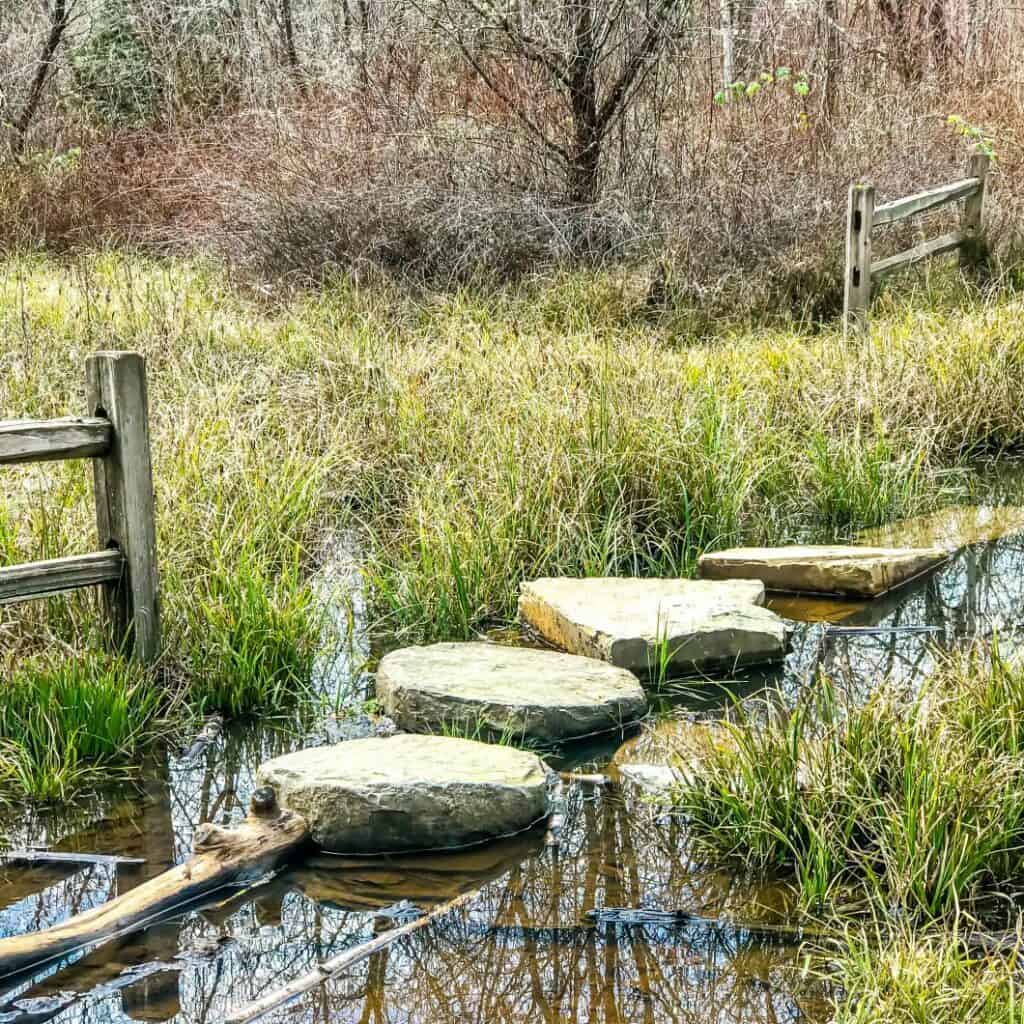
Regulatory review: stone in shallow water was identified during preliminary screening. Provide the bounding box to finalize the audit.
[697,544,947,597]
[257,735,550,854]
[857,505,1024,553]
[377,642,648,744]
[518,577,786,675]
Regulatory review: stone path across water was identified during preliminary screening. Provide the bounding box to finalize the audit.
[254,507,1022,856]
[377,642,648,745]
[518,576,788,674]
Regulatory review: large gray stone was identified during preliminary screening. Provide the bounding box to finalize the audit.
[377,642,648,744]
[697,544,947,597]
[518,577,786,675]
[257,735,550,854]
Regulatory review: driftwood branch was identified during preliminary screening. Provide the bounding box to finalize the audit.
[0,788,308,981]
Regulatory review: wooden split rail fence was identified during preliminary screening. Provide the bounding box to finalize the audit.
[844,147,990,332]
[0,351,160,663]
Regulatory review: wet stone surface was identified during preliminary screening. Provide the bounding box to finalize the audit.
[257,735,552,854]
[697,544,948,597]
[518,576,788,674]
[376,641,648,744]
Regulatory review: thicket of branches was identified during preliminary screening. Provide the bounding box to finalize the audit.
[1,0,1021,312]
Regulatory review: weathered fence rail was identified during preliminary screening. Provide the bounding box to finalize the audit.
[0,351,160,663]
[844,147,989,332]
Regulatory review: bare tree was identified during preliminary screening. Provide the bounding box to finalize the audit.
[6,0,76,154]
[278,0,307,94]
[427,0,692,205]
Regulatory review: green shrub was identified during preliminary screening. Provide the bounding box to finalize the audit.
[71,6,158,127]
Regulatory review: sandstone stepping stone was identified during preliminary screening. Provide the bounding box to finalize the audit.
[377,642,648,745]
[518,577,786,675]
[257,735,550,854]
[697,544,947,598]
[858,505,1024,553]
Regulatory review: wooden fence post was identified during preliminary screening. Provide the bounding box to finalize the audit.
[844,183,875,333]
[85,352,160,664]
[961,145,989,272]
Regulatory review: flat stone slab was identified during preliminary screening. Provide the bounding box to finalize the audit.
[858,505,1024,553]
[697,545,947,597]
[377,642,647,744]
[518,577,786,675]
[258,735,550,854]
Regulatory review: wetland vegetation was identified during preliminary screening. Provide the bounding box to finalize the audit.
[5,1,1024,1020]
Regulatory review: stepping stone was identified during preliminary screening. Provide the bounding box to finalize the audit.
[257,735,550,854]
[518,577,786,675]
[697,544,947,598]
[376,642,648,745]
[858,505,1024,553]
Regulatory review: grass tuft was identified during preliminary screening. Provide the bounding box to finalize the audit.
[675,645,1024,920]
[0,653,160,802]
[831,925,1024,1024]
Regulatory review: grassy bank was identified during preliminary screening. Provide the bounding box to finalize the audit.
[671,643,1024,1019]
[2,252,1024,797]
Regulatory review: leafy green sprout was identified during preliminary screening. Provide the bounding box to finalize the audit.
[946,115,997,160]
[714,68,810,105]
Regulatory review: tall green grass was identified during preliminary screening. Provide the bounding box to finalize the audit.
[2,253,1024,793]
[675,646,1024,920]
[0,653,160,801]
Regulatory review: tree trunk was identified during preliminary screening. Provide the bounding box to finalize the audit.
[720,0,735,87]
[10,0,72,154]
[567,0,601,205]
[280,0,306,94]
[821,0,840,124]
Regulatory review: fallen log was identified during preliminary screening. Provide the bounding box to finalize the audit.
[223,886,481,1024]
[0,788,308,982]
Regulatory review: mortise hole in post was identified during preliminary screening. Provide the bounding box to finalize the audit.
[852,268,861,287]
[853,210,862,232]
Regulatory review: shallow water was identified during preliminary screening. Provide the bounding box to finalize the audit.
[4,511,1024,1023]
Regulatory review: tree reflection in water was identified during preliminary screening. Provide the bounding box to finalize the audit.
[10,533,1024,1024]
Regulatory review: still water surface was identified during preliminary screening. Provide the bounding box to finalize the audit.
[4,508,1024,1023]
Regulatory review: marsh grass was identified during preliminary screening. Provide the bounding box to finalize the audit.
[676,646,1024,920]
[438,714,538,751]
[0,653,160,801]
[2,253,1024,793]
[831,925,1024,1024]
